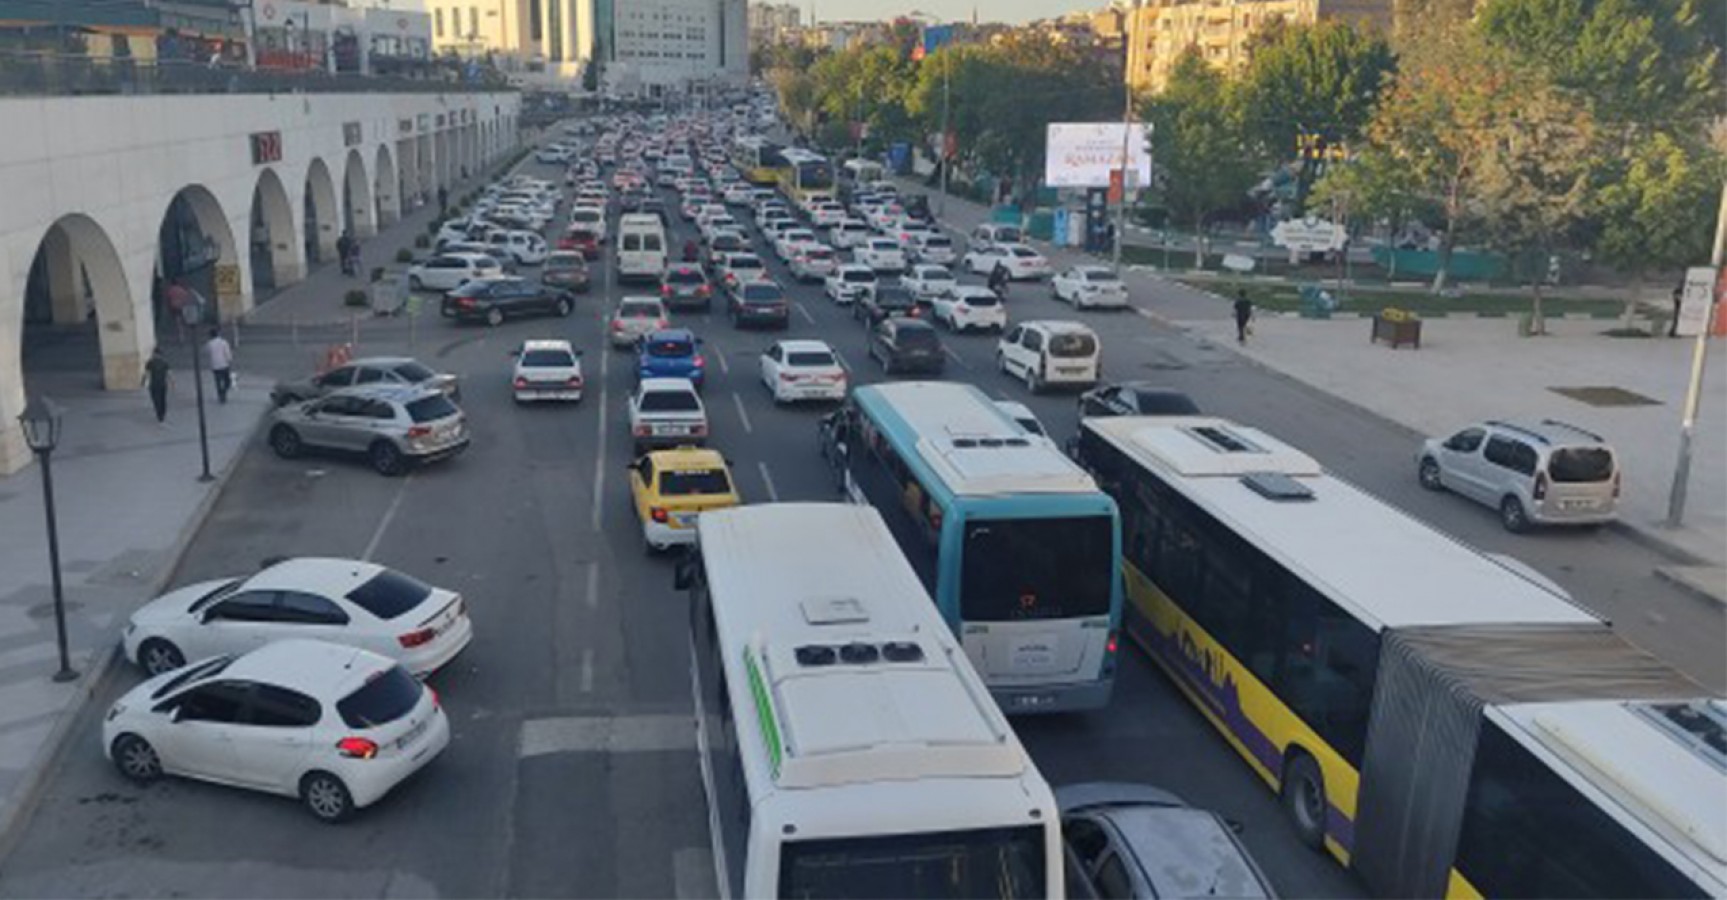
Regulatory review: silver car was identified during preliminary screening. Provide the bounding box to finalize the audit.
[268,385,469,477]
[1418,419,1620,532]
[1059,782,1276,900]
[270,357,460,408]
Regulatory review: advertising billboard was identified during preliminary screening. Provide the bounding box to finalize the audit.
[1045,122,1152,189]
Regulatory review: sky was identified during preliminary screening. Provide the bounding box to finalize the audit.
[810,1,1100,25]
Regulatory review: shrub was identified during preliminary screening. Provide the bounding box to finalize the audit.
[343,289,369,307]
[396,248,415,263]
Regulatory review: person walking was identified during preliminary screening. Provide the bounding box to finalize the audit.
[1233,289,1254,345]
[989,262,1009,297]
[142,346,171,424]
[437,185,449,215]
[206,327,234,404]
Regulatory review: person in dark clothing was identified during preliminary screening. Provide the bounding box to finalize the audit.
[1671,285,1683,337]
[437,185,449,215]
[1234,290,1254,344]
[988,263,1009,296]
[142,347,171,423]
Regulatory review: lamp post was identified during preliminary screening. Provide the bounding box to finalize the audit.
[18,397,78,684]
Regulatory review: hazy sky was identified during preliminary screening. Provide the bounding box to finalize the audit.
[810,1,1098,25]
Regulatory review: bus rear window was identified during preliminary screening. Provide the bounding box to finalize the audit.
[778,826,1046,899]
[961,516,1114,621]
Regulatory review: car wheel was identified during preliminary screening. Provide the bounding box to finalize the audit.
[112,734,162,784]
[1500,495,1531,533]
[1028,366,1044,395]
[300,771,355,823]
[269,425,303,459]
[370,441,406,477]
[556,297,572,317]
[1418,457,1444,491]
[409,274,424,291]
[1281,754,1328,850]
[485,307,505,327]
[139,638,186,677]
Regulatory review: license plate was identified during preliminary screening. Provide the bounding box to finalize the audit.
[673,512,697,527]
[654,425,689,436]
[1059,367,1086,375]
[1561,499,1595,510]
[1012,640,1056,669]
[396,717,429,750]
[1011,693,1054,709]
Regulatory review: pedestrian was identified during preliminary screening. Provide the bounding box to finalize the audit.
[1670,285,1683,338]
[142,346,171,424]
[989,262,1009,296]
[1234,289,1254,345]
[206,327,234,404]
[437,185,449,215]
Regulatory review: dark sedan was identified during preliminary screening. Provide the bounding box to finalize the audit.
[728,280,791,330]
[541,251,592,292]
[868,318,945,375]
[441,277,575,326]
[1078,381,1202,417]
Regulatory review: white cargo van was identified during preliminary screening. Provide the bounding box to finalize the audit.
[616,213,668,284]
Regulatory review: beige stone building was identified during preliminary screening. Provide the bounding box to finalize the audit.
[1124,0,1391,94]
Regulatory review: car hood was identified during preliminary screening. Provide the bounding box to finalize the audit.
[131,577,239,627]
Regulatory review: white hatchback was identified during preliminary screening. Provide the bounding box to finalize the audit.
[932,285,1008,333]
[1052,265,1130,309]
[855,238,907,273]
[760,339,847,404]
[103,640,450,823]
[965,243,1050,280]
[123,558,472,678]
[512,339,584,403]
[824,265,878,304]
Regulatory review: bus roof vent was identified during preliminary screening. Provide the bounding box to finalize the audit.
[1241,471,1315,502]
[1189,425,1265,454]
[1635,700,1727,773]
[881,641,925,663]
[794,645,837,667]
[800,597,870,626]
[839,642,880,664]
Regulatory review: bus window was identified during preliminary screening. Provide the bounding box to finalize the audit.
[778,826,1047,899]
[961,516,1114,621]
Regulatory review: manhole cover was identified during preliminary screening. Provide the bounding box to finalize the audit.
[1549,386,1661,407]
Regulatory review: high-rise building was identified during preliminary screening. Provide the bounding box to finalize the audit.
[601,0,748,97]
[423,0,595,79]
[1124,0,1390,94]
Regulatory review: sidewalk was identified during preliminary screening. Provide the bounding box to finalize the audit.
[0,160,509,855]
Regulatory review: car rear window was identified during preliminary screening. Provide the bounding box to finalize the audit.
[640,389,700,412]
[1548,447,1615,482]
[394,362,436,382]
[659,468,733,496]
[547,253,584,267]
[667,268,704,284]
[898,327,941,348]
[1085,270,1119,282]
[406,395,459,423]
[648,339,694,358]
[788,351,836,367]
[1048,333,1098,357]
[522,349,575,367]
[621,302,662,318]
[742,284,784,302]
[843,270,876,283]
[962,293,999,307]
[1010,247,1039,258]
[336,665,423,729]
[924,236,952,247]
[346,569,434,620]
[996,227,1023,242]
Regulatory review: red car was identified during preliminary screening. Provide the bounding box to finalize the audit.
[559,228,601,260]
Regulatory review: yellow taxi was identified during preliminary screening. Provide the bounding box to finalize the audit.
[627,446,741,552]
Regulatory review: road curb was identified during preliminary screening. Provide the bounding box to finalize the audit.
[0,407,268,867]
[1609,519,1708,567]
[1653,565,1727,607]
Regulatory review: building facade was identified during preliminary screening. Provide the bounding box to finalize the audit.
[424,0,594,80]
[1124,0,1391,93]
[602,0,747,97]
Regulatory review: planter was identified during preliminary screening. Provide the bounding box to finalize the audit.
[1371,314,1422,349]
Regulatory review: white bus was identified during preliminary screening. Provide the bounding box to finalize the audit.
[679,503,1063,899]
[1071,415,1723,898]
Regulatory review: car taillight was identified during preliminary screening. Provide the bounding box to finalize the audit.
[1533,471,1549,501]
[650,507,669,523]
[779,372,797,382]
[426,685,440,708]
[398,627,436,648]
[513,377,528,389]
[696,284,710,297]
[633,425,651,436]
[693,356,706,368]
[458,297,476,307]
[568,376,584,388]
[1612,470,1622,498]
[406,425,433,438]
[336,737,379,760]
[1107,630,1120,655]
[661,284,672,296]
[612,319,625,330]
[692,423,708,435]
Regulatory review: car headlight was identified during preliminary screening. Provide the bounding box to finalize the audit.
[105,702,125,722]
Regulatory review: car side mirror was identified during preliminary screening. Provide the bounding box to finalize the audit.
[170,705,189,723]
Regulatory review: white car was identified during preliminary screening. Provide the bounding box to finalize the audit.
[103,640,449,823]
[773,228,820,262]
[629,377,709,452]
[760,339,848,404]
[964,243,1050,280]
[718,252,768,291]
[911,233,958,265]
[567,206,608,243]
[901,264,957,303]
[723,184,754,205]
[865,204,905,232]
[993,400,1048,438]
[608,296,671,348]
[932,285,1008,333]
[824,265,878,305]
[996,320,1102,392]
[855,238,908,273]
[809,202,847,228]
[407,252,504,293]
[487,230,549,266]
[699,213,742,242]
[512,338,584,403]
[829,219,872,249]
[123,557,472,678]
[788,245,840,282]
[1052,265,1131,309]
[887,218,935,251]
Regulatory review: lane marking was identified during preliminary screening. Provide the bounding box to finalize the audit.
[794,301,816,325]
[361,475,412,562]
[832,347,852,372]
[591,348,611,532]
[713,347,730,375]
[580,648,595,693]
[944,346,972,370]
[584,561,600,610]
[757,461,780,501]
[518,714,696,757]
[673,848,716,900]
[731,392,753,434]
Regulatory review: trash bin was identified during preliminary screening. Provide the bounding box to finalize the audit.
[1298,284,1336,320]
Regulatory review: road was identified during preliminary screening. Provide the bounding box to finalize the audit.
[1,143,1717,900]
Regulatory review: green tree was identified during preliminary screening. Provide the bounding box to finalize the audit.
[1141,49,1259,268]
[1591,131,1725,276]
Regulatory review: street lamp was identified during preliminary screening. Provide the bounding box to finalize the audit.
[166,283,216,482]
[18,397,79,684]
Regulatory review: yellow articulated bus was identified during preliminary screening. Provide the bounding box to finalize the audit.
[730,136,786,186]
[1072,415,1724,899]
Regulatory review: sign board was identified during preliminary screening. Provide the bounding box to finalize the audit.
[343,122,362,146]
[1677,266,1716,337]
[213,264,241,299]
[250,131,283,165]
[1222,254,1256,274]
[1270,217,1346,253]
[1045,122,1152,189]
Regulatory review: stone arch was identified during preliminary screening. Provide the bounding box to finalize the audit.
[15,214,141,393]
[342,148,375,239]
[373,142,399,226]
[157,184,240,323]
[250,167,300,294]
[303,157,340,265]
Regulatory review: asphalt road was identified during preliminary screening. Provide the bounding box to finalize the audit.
[1,142,1717,900]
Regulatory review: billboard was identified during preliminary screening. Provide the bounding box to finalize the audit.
[1045,122,1152,189]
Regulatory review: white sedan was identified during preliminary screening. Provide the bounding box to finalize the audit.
[408,252,505,293]
[760,339,848,404]
[963,243,1051,280]
[1052,265,1131,309]
[902,264,958,303]
[932,285,1008,333]
[103,639,449,823]
[855,238,908,273]
[788,245,840,282]
[122,558,472,678]
[773,228,820,262]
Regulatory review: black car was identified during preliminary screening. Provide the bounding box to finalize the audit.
[868,318,945,375]
[853,284,921,326]
[902,193,932,221]
[442,277,575,326]
[729,280,791,329]
[1078,382,1201,417]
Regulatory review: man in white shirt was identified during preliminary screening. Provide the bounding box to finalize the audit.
[205,328,234,404]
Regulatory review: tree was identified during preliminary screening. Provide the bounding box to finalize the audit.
[1141,49,1260,268]
[1591,131,1725,276]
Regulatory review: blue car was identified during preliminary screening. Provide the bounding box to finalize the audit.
[636,328,706,389]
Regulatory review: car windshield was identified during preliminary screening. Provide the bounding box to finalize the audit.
[621,302,662,318]
[843,271,876,283]
[667,269,704,284]
[1548,447,1615,482]
[961,294,999,307]
[394,361,437,382]
[897,327,940,349]
[924,270,954,281]
[406,395,459,423]
[1048,333,1099,358]
[522,349,575,367]
[788,351,837,368]
[730,257,763,269]
[647,339,694,358]
[659,468,732,496]
[346,569,434,620]
[925,237,952,247]
[639,390,700,412]
[1084,270,1119,282]
[336,665,423,729]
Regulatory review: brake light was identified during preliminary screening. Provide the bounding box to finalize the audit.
[1533,471,1549,501]
[398,627,436,648]
[612,319,625,330]
[427,685,440,709]
[779,372,797,382]
[458,297,476,307]
[696,285,710,297]
[406,425,433,438]
[336,737,379,760]
[1107,630,1120,654]
[692,423,708,435]
[650,507,669,523]
[568,376,584,388]
[693,355,706,368]
[661,284,672,296]
[513,377,528,389]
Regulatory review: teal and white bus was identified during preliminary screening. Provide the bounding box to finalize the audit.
[821,381,1122,714]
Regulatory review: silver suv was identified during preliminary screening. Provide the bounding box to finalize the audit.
[1418,419,1620,532]
[269,385,470,477]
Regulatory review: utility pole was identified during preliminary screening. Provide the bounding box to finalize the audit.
[1111,85,1133,273]
[938,49,950,217]
[1665,179,1727,527]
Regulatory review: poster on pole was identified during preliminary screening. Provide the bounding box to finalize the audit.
[1676,266,1716,337]
[1045,123,1152,189]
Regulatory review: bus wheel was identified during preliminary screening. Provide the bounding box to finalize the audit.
[1280,754,1328,850]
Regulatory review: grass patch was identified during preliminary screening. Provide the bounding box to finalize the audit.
[1175,278,1627,319]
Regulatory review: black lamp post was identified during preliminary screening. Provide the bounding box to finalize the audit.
[18,397,79,684]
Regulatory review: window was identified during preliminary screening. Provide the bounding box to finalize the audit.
[1445,428,1486,453]
[176,682,250,723]
[961,516,1115,621]
[434,8,445,37]
[277,591,350,626]
[207,591,281,623]
[1548,447,1615,482]
[1483,435,1535,475]
[1048,333,1096,358]
[319,367,356,388]
[345,569,433,620]
[470,6,478,36]
[1022,330,1044,352]
[406,394,458,423]
[246,684,322,727]
[1064,817,1109,869]
[394,361,437,383]
[659,468,733,496]
[778,826,1047,899]
[1094,853,1135,899]
[336,665,423,728]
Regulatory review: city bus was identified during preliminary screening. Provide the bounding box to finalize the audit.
[1072,414,1724,898]
[679,503,1063,899]
[776,147,835,209]
[823,381,1122,714]
[729,135,786,185]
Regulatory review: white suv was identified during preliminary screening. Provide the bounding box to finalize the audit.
[1418,419,1620,532]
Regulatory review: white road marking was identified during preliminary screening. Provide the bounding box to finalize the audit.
[731,392,753,434]
[713,347,730,374]
[584,561,600,610]
[757,461,780,501]
[518,714,696,757]
[591,349,611,532]
[944,346,971,370]
[361,475,412,561]
[832,348,852,372]
[794,301,816,324]
[673,848,716,900]
[580,648,594,693]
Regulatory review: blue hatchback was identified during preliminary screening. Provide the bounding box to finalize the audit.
[636,328,706,389]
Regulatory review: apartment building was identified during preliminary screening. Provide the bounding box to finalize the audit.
[1124,0,1390,93]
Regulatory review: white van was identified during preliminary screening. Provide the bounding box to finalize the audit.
[995,320,1102,391]
[616,213,668,284]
